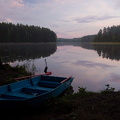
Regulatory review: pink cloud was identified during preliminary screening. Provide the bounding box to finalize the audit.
[6,18,13,23]
[11,0,24,8]
[57,32,73,38]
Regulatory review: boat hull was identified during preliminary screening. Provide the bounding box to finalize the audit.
[0,75,74,108]
[26,78,73,107]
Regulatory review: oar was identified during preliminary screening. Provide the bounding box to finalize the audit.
[60,76,72,83]
[15,72,52,81]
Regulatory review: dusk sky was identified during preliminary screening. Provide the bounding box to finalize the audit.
[0,0,120,38]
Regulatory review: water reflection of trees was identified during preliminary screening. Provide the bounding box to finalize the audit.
[57,42,81,46]
[93,44,120,61]
[79,42,94,50]
[78,42,120,61]
[0,43,57,63]
[58,42,120,61]
[1,42,120,62]
[57,42,94,50]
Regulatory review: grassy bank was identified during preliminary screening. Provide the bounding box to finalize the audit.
[0,61,32,85]
[37,86,120,120]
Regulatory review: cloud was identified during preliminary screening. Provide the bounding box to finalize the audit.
[23,0,50,4]
[66,29,81,33]
[11,0,24,7]
[53,0,71,5]
[74,14,119,23]
[58,20,70,23]
[51,24,59,28]
[110,0,120,9]
[73,60,115,69]
[57,32,74,38]
[0,0,120,38]
[6,19,13,23]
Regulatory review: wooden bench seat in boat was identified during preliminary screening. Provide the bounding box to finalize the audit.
[38,81,61,88]
[24,86,54,92]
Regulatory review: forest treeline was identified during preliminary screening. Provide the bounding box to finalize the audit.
[57,35,95,42]
[94,25,120,42]
[80,35,95,42]
[0,22,57,43]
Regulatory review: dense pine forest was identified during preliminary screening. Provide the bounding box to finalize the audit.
[80,35,96,42]
[57,35,95,42]
[0,22,57,43]
[94,25,120,42]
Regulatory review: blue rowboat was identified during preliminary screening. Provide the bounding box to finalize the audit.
[0,75,74,108]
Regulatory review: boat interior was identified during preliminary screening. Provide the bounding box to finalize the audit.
[0,75,65,100]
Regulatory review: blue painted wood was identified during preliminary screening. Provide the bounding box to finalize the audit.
[0,75,74,108]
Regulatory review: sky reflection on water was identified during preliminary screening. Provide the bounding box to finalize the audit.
[11,44,120,92]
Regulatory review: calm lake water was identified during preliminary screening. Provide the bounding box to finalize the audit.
[0,42,120,92]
